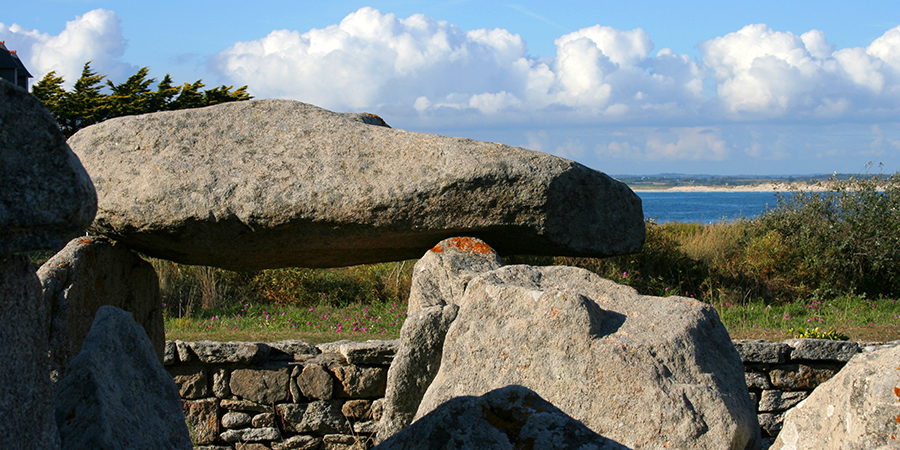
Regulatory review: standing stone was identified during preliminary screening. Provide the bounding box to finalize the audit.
[377,237,500,442]
[417,265,760,450]
[375,385,628,450]
[773,345,900,449]
[55,305,192,450]
[0,254,59,449]
[39,236,164,372]
[406,237,503,313]
[377,304,458,442]
[0,79,97,254]
[68,99,644,270]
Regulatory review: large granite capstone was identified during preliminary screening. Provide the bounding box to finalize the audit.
[68,99,644,270]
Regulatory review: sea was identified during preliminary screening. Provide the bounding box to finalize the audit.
[635,191,783,224]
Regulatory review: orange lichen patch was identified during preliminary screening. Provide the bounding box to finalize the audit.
[444,237,495,255]
[895,387,900,400]
[78,237,93,245]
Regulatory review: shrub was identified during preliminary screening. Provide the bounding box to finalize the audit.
[753,168,900,299]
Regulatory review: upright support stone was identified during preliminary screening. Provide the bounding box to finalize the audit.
[0,254,60,449]
[378,237,501,443]
[39,236,164,373]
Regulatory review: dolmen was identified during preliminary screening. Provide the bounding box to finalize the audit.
[66,99,645,271]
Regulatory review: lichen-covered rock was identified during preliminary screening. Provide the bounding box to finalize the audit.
[0,254,59,449]
[375,385,629,450]
[68,99,644,270]
[406,236,503,313]
[0,79,96,254]
[184,398,220,445]
[55,306,191,450]
[773,345,900,449]
[377,237,499,443]
[417,265,760,450]
[39,236,164,372]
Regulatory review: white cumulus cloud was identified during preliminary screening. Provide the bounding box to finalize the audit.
[212,7,705,124]
[0,9,131,89]
[698,23,900,119]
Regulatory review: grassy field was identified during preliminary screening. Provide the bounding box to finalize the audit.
[161,171,900,344]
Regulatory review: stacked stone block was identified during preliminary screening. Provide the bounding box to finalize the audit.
[166,339,396,450]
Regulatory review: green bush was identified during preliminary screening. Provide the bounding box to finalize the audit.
[754,168,900,299]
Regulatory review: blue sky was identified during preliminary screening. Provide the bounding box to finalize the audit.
[4,1,900,176]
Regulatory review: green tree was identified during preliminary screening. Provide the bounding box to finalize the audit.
[203,84,252,105]
[31,62,252,136]
[59,62,107,136]
[106,67,154,117]
[146,74,180,112]
[30,71,66,125]
[169,80,206,110]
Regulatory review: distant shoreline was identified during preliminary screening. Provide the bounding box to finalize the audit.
[629,182,830,193]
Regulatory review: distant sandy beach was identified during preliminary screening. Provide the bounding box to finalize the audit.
[630,182,831,193]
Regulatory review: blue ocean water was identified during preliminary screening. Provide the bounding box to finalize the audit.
[635,191,782,224]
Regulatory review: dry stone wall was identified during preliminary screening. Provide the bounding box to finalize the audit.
[169,338,900,449]
[166,339,397,450]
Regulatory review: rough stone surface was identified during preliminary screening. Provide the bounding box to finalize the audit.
[0,79,96,254]
[168,365,210,399]
[417,265,760,450]
[745,371,773,390]
[272,435,322,450]
[734,340,791,364]
[769,364,841,390]
[342,399,373,420]
[785,338,861,362]
[68,99,644,270]
[55,305,192,450]
[277,401,352,435]
[252,412,276,428]
[165,340,177,364]
[377,237,500,443]
[322,434,367,450]
[183,398,220,445]
[220,399,273,413]
[297,364,335,400]
[0,254,59,449]
[759,390,809,413]
[189,340,262,363]
[337,340,398,365]
[213,367,230,398]
[376,385,628,450]
[406,236,504,313]
[230,368,291,404]
[267,340,320,360]
[222,411,252,429]
[377,304,458,442]
[39,236,164,373]
[773,345,900,449]
[220,428,281,443]
[332,364,388,398]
